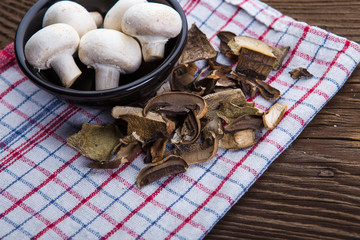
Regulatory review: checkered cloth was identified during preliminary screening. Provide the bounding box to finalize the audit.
[1,0,359,239]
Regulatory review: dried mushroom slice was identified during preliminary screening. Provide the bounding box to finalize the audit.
[114,142,142,164]
[143,92,208,119]
[228,36,276,80]
[219,129,256,149]
[195,72,219,96]
[263,102,288,130]
[175,131,218,165]
[179,23,218,64]
[254,79,281,100]
[142,133,169,163]
[217,31,237,58]
[228,36,275,57]
[67,123,122,162]
[270,46,290,70]
[203,88,246,111]
[289,67,313,80]
[207,59,237,87]
[88,142,142,169]
[228,71,258,98]
[136,155,188,188]
[111,106,168,141]
[180,110,201,144]
[201,111,224,139]
[217,102,263,124]
[170,63,198,92]
[223,114,263,133]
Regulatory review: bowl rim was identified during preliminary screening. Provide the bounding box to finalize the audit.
[14,0,188,98]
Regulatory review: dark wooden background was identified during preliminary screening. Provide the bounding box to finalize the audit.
[1,0,359,239]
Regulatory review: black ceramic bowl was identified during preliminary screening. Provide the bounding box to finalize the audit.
[15,0,187,105]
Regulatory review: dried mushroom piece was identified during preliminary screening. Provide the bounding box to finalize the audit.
[228,36,277,80]
[223,114,263,133]
[175,131,218,165]
[67,123,122,162]
[195,72,219,95]
[136,155,188,188]
[143,92,208,119]
[170,63,199,92]
[207,59,237,87]
[219,129,256,149]
[270,46,290,70]
[203,88,246,112]
[179,23,218,64]
[228,71,258,98]
[263,103,288,130]
[217,102,263,124]
[111,106,168,141]
[289,67,313,80]
[142,133,169,163]
[254,79,281,100]
[180,110,201,144]
[217,31,237,58]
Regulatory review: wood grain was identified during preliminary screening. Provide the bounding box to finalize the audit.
[0,0,359,239]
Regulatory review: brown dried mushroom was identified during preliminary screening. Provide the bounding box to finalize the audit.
[289,67,313,80]
[219,129,256,149]
[67,123,122,163]
[175,131,218,165]
[136,155,188,188]
[143,92,208,119]
[179,23,218,64]
[263,103,288,130]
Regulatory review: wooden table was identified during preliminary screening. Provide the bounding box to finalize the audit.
[1,0,359,239]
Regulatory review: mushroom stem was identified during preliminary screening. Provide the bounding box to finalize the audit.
[94,64,121,90]
[89,12,103,28]
[141,40,167,62]
[50,53,82,88]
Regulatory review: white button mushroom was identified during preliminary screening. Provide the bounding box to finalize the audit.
[122,2,182,62]
[78,29,142,90]
[104,0,147,31]
[25,23,81,88]
[43,0,98,37]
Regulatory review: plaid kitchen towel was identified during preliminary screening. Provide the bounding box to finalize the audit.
[1,0,359,239]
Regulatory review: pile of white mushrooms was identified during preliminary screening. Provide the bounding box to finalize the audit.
[24,0,182,90]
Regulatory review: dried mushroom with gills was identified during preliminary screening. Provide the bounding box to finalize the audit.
[219,129,256,149]
[142,132,169,163]
[263,102,288,130]
[289,67,313,80]
[179,23,218,64]
[111,106,168,141]
[143,92,208,119]
[136,155,188,188]
[67,123,122,163]
[175,131,218,165]
[217,31,237,58]
[228,36,277,80]
[179,109,201,144]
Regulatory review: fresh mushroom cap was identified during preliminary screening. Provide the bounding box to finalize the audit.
[104,0,147,31]
[78,28,142,90]
[24,23,81,87]
[43,0,97,37]
[122,2,182,62]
